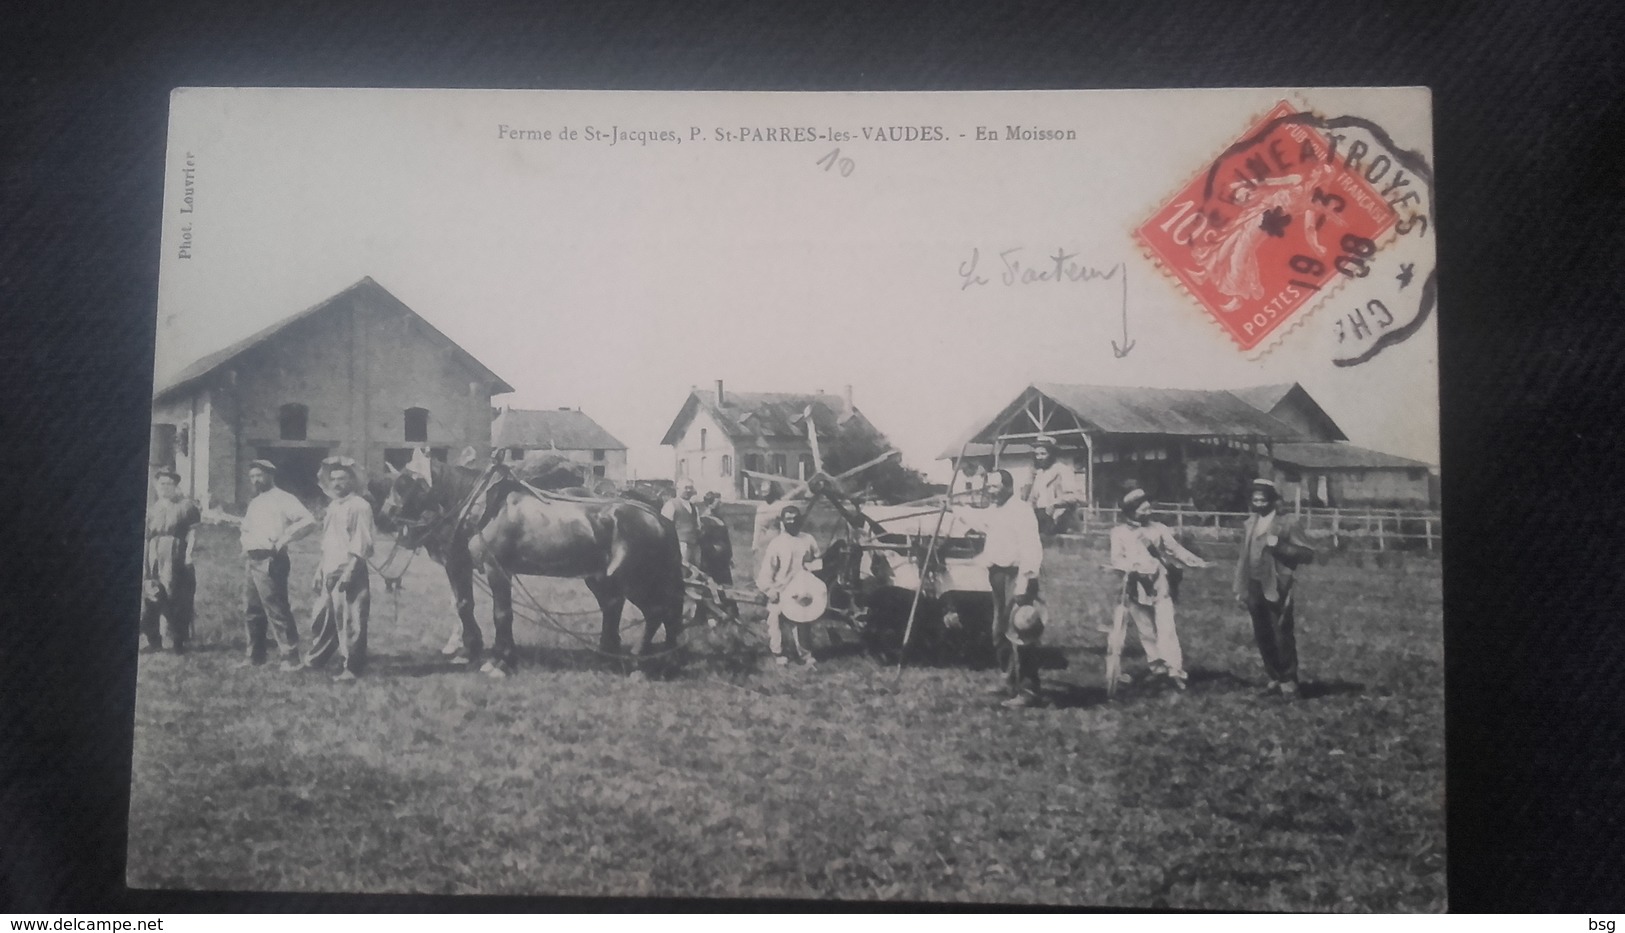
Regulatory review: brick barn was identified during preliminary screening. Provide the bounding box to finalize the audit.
[149,277,513,509]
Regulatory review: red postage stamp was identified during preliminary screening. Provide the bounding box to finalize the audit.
[1136,100,1399,352]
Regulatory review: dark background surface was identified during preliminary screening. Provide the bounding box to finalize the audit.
[1,0,1622,913]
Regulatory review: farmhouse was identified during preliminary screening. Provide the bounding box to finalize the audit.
[492,406,628,484]
[659,380,891,499]
[942,382,1433,508]
[150,277,513,508]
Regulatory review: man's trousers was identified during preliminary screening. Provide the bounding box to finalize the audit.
[1124,595,1185,681]
[1245,579,1298,685]
[244,549,298,662]
[988,566,1041,697]
[306,566,370,675]
[140,566,194,650]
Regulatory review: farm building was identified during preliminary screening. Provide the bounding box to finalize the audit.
[941,382,1434,508]
[149,277,513,508]
[659,380,892,499]
[491,406,628,484]
[1265,442,1434,509]
[1228,382,1347,443]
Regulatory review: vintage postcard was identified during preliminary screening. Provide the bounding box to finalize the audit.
[133,87,1441,909]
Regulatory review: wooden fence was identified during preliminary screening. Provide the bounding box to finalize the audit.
[1069,501,1441,552]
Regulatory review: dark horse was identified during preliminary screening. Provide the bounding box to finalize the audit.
[382,458,686,677]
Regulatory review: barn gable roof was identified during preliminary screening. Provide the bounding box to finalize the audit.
[938,383,1309,459]
[492,408,626,451]
[152,277,515,403]
[1232,382,1348,442]
[659,389,880,447]
[1269,442,1432,470]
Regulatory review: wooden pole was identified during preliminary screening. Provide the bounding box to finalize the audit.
[1425,518,1434,552]
[1332,508,1340,549]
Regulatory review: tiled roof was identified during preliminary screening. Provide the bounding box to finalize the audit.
[152,277,514,402]
[492,408,626,451]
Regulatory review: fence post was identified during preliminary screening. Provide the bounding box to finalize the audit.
[1331,508,1340,548]
[1377,515,1385,551]
[1176,503,1184,534]
[1425,517,1433,552]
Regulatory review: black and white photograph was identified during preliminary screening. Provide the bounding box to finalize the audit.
[129,87,1443,909]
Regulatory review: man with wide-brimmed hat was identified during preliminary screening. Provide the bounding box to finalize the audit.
[1234,478,1316,698]
[303,456,376,681]
[140,466,201,654]
[239,459,316,670]
[1110,487,1212,690]
[1023,434,1084,535]
[754,503,822,666]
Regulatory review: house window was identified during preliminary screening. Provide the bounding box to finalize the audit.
[772,453,787,476]
[593,464,606,479]
[700,428,707,451]
[1099,451,1117,463]
[593,449,605,461]
[1281,469,1302,484]
[798,454,814,479]
[404,407,429,443]
[509,447,524,459]
[1408,468,1426,481]
[720,454,732,476]
[700,456,708,477]
[278,403,308,441]
[744,453,762,473]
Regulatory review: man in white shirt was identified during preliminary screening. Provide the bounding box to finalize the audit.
[1109,488,1212,690]
[661,482,700,565]
[239,460,316,670]
[980,469,1045,707]
[754,504,821,666]
[1023,435,1084,535]
[303,458,376,681]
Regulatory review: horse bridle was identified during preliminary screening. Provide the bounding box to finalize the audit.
[392,462,503,548]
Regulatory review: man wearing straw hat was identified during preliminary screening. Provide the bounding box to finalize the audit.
[140,466,201,654]
[1235,478,1316,698]
[303,456,376,681]
[754,504,822,667]
[1110,487,1212,691]
[238,459,316,670]
[1023,435,1084,535]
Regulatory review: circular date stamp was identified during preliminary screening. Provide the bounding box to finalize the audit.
[1135,99,1435,362]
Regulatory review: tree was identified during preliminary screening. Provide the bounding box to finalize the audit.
[821,415,933,504]
[1188,454,1258,512]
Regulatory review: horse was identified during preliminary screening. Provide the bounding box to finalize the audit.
[381,458,686,678]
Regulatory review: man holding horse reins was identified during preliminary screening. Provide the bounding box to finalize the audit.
[303,457,376,681]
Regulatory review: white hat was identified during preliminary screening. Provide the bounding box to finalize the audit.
[778,573,829,624]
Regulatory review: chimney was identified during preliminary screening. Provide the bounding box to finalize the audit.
[844,384,854,409]
[715,379,725,405]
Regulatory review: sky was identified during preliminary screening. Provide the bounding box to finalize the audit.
[155,87,1440,480]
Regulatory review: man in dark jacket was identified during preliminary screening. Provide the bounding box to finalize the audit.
[1234,478,1316,698]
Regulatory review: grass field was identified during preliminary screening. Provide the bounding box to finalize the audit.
[127,517,1444,909]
